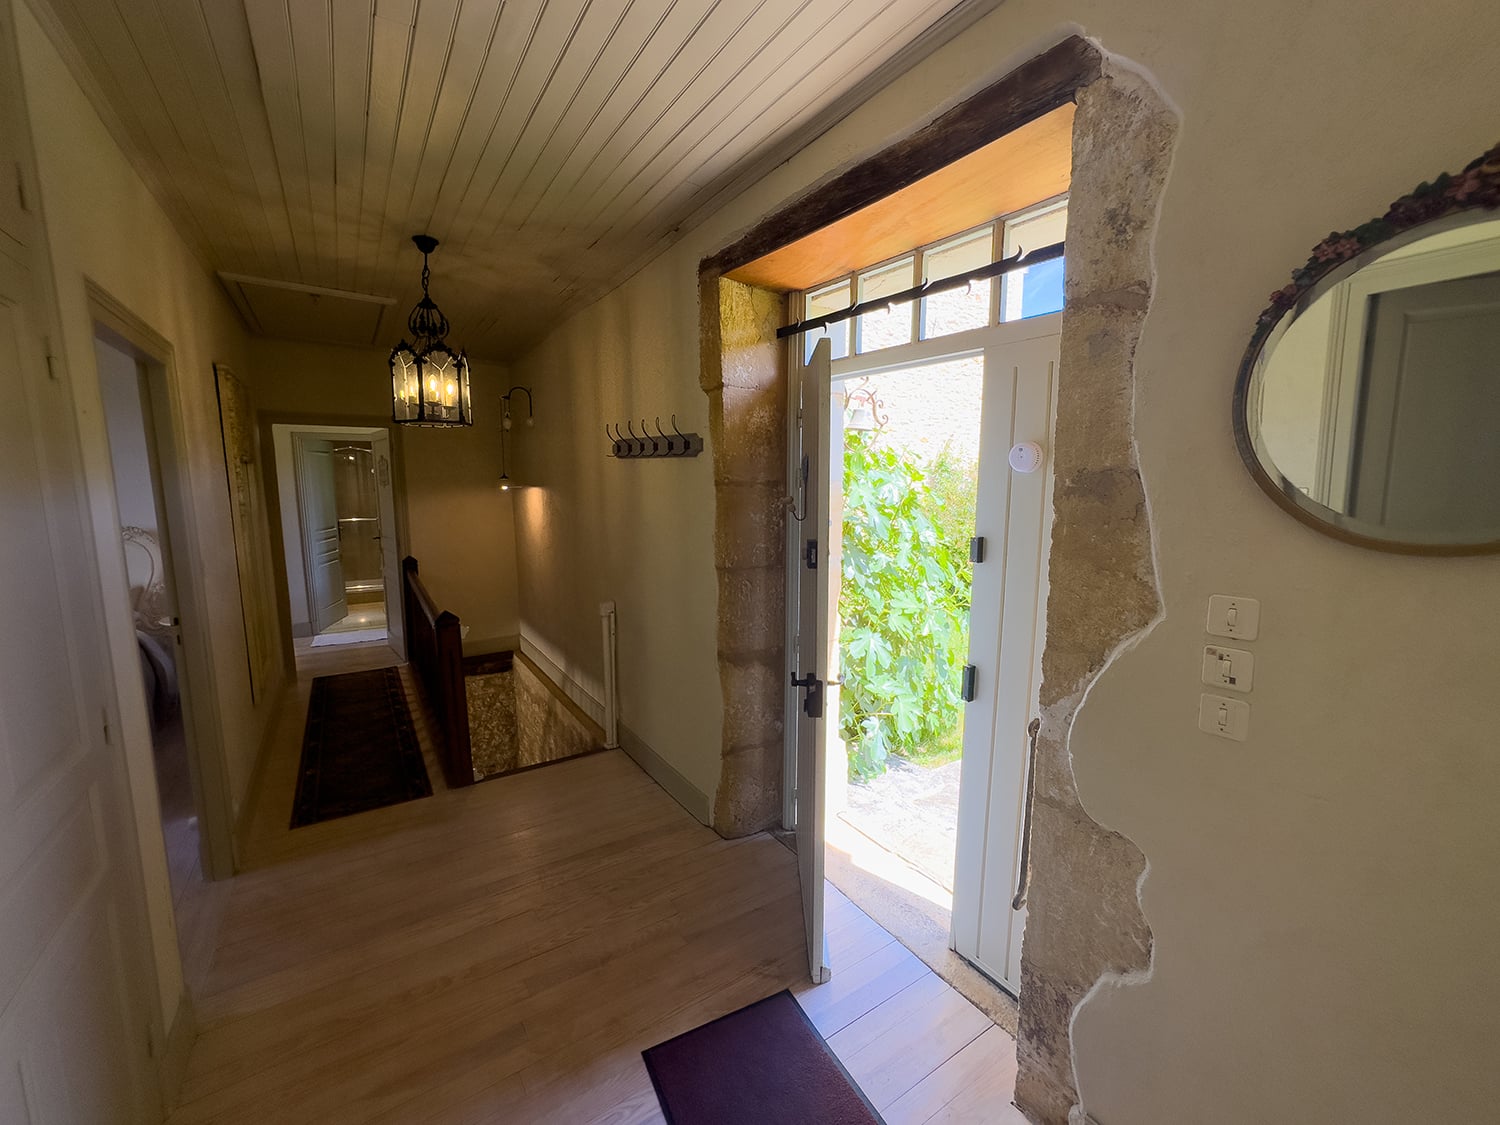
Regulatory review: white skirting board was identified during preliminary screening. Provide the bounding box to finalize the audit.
[518,631,711,826]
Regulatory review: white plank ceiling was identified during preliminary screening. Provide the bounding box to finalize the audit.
[33,0,992,358]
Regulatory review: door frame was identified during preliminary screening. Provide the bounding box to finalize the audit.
[259,412,411,669]
[88,286,237,886]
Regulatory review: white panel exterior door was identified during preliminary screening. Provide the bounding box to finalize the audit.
[794,337,834,984]
[951,325,1060,994]
[0,247,157,1119]
[295,436,348,633]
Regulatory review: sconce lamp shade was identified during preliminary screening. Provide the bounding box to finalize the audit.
[391,234,472,426]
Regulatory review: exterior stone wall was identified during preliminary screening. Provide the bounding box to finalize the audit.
[699,275,788,837]
[1013,67,1177,1125]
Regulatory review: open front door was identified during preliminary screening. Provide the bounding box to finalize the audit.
[793,337,834,984]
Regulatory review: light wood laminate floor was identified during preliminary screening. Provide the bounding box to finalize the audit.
[168,647,1024,1123]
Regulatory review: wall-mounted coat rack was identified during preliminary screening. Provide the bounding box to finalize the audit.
[608,415,702,458]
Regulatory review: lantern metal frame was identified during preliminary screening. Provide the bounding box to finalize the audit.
[390,234,472,427]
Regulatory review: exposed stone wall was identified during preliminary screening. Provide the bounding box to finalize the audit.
[463,652,603,780]
[699,275,789,837]
[1013,67,1177,1124]
[513,654,602,769]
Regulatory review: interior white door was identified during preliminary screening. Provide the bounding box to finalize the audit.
[294,436,348,633]
[0,247,158,1119]
[793,336,834,984]
[951,326,1060,994]
[370,431,404,657]
[1348,272,1500,533]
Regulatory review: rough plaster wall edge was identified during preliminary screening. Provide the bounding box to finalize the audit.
[1061,45,1184,1122]
[517,629,713,826]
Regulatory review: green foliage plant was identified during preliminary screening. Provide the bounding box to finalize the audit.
[838,430,975,780]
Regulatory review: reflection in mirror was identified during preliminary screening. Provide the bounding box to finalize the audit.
[1238,145,1500,553]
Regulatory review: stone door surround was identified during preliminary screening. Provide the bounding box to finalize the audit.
[699,35,1176,1125]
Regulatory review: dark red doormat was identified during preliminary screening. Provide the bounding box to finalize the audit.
[642,990,885,1125]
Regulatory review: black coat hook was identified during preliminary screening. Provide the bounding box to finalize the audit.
[607,414,702,458]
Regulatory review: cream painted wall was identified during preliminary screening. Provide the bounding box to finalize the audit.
[15,2,284,1029]
[249,337,520,649]
[511,256,718,799]
[512,2,1500,1121]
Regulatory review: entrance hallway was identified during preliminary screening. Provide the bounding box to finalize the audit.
[168,648,1022,1124]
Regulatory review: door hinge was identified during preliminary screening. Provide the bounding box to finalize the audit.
[15,163,27,212]
[44,354,60,382]
[960,664,977,703]
[969,535,986,563]
[101,707,111,745]
[804,538,817,569]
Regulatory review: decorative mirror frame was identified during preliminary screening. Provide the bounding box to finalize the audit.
[1232,142,1500,555]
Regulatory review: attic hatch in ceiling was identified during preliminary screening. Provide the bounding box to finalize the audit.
[218,274,397,348]
[725,103,1075,292]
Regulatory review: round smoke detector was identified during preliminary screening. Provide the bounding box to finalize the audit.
[1008,441,1045,473]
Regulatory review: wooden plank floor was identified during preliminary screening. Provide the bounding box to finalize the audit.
[168,647,1024,1123]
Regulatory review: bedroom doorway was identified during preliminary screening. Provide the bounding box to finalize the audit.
[93,325,232,996]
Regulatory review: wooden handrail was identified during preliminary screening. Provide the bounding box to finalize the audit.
[401,556,473,788]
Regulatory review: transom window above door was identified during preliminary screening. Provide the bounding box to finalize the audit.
[800,198,1068,363]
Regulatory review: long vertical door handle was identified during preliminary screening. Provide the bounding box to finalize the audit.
[1012,718,1042,911]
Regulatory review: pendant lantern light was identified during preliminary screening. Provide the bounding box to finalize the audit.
[390,234,471,426]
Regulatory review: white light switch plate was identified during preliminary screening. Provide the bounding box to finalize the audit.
[1199,693,1250,741]
[1206,594,1260,640]
[1202,645,1254,693]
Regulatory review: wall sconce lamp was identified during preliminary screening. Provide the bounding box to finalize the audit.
[502,385,534,431]
[499,385,534,491]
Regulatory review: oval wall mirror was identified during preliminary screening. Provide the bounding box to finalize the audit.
[1234,144,1500,554]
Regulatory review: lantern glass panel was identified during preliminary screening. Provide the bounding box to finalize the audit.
[423,347,465,423]
[391,346,421,422]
